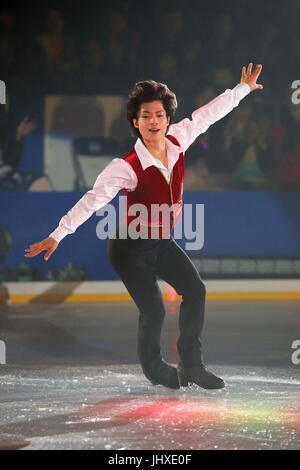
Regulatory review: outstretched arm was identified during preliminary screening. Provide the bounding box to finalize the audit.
[24,158,137,260]
[168,62,263,153]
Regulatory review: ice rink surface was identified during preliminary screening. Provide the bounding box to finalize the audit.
[0,300,299,450]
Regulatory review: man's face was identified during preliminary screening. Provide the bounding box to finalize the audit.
[133,101,170,143]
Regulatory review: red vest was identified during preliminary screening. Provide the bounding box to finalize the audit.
[122,135,184,238]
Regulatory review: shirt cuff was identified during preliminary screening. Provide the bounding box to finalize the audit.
[49,227,69,244]
[235,82,251,98]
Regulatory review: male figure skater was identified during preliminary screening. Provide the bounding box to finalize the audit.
[25,63,263,390]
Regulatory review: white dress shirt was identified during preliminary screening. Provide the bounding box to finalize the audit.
[49,82,251,243]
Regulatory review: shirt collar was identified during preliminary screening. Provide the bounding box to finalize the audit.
[134,136,182,172]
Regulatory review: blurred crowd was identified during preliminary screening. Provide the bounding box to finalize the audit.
[0,0,300,190]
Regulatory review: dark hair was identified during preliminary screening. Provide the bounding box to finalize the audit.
[127,79,177,139]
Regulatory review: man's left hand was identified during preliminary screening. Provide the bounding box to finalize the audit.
[240,63,263,91]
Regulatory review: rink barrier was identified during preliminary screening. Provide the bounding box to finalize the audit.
[0,280,300,304]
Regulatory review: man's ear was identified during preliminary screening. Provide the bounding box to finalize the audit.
[133,118,138,129]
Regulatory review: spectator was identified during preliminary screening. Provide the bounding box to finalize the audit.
[103,9,137,90]
[80,39,112,93]
[36,9,79,92]
[0,107,39,190]
[272,100,300,190]
[0,11,18,84]
[159,10,186,68]
[224,112,273,189]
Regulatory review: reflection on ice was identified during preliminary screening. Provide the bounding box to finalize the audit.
[0,364,299,450]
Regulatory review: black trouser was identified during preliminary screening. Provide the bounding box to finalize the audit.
[108,230,206,370]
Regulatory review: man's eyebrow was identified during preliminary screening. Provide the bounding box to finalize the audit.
[141,110,165,113]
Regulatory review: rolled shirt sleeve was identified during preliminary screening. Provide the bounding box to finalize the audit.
[167,82,251,153]
[49,158,137,243]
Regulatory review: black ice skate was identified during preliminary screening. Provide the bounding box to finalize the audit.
[178,363,225,390]
[142,359,180,390]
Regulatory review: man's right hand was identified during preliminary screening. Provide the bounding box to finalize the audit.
[24,237,58,261]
